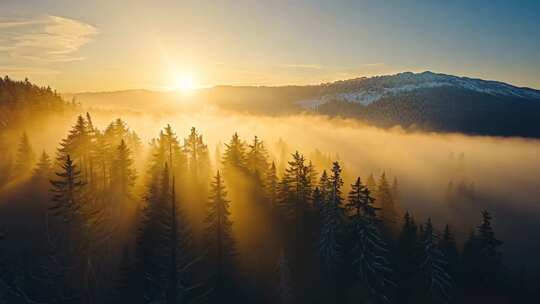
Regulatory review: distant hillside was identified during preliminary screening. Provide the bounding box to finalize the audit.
[305,72,540,137]
[62,71,540,137]
[0,76,74,129]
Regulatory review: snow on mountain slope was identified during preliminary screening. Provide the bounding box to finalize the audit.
[298,71,540,108]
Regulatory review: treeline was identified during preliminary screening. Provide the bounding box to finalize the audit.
[0,114,537,303]
[0,76,78,186]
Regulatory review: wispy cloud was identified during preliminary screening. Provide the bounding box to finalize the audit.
[0,15,98,63]
[361,62,384,67]
[0,65,60,75]
[277,64,325,70]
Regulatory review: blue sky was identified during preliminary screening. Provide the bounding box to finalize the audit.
[0,0,538,92]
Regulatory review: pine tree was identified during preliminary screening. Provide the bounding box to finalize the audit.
[183,127,209,181]
[164,176,195,304]
[50,155,85,226]
[279,152,312,265]
[346,177,377,218]
[347,176,392,303]
[366,173,377,194]
[266,161,279,207]
[33,150,52,181]
[472,210,503,290]
[133,166,165,303]
[439,225,459,279]
[222,132,247,170]
[395,211,419,303]
[246,136,269,178]
[419,218,452,303]
[204,171,235,299]
[132,164,197,303]
[318,161,344,274]
[110,140,136,198]
[148,125,187,181]
[13,132,35,176]
[57,115,92,183]
[376,173,398,233]
[318,170,331,206]
[49,154,101,301]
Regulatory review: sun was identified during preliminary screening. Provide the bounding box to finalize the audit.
[174,73,197,93]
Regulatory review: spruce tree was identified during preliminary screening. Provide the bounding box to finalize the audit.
[183,127,209,181]
[346,177,377,218]
[366,173,377,194]
[318,170,331,207]
[132,163,170,303]
[148,125,187,182]
[376,173,398,233]
[50,155,85,227]
[110,140,136,198]
[419,218,452,303]
[439,225,459,279]
[222,132,247,170]
[33,150,52,181]
[266,161,279,207]
[318,161,344,275]
[347,177,392,303]
[13,132,35,176]
[279,152,312,266]
[469,210,503,291]
[164,176,195,304]
[246,136,269,178]
[57,115,91,183]
[204,171,235,299]
[395,211,419,302]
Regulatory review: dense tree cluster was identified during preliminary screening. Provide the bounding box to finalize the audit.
[0,76,77,186]
[0,113,536,304]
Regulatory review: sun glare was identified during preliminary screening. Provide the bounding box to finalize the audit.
[174,73,197,93]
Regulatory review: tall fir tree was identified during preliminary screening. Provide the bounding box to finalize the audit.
[265,161,279,207]
[366,173,377,194]
[438,225,459,280]
[279,151,312,267]
[50,155,85,228]
[395,211,420,303]
[57,115,92,183]
[419,218,452,303]
[183,127,209,181]
[222,132,247,171]
[13,132,35,176]
[246,136,269,179]
[110,139,136,198]
[318,162,344,275]
[376,173,399,234]
[462,210,503,294]
[347,177,392,303]
[33,150,52,181]
[204,171,235,300]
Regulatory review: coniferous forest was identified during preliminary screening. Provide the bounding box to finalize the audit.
[1,78,539,304]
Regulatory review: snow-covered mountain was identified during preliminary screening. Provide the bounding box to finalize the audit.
[298,71,540,109]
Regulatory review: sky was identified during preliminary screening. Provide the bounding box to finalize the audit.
[0,0,539,92]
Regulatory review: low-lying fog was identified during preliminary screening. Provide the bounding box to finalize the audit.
[7,105,540,268]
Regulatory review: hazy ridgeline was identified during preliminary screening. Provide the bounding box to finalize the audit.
[1,101,540,303]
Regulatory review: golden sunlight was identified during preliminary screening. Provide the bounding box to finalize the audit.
[174,72,197,93]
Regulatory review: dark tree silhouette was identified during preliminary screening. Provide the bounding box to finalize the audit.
[13,132,35,176]
[204,171,235,300]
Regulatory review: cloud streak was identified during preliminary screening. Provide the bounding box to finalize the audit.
[0,15,98,63]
